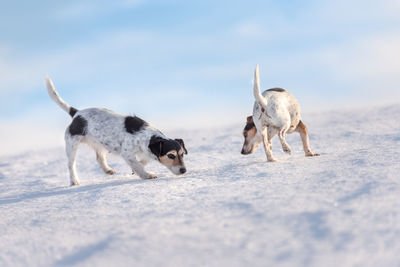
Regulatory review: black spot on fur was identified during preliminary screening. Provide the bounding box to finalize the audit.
[69,107,78,117]
[267,88,285,92]
[148,135,183,158]
[125,116,147,134]
[244,122,255,131]
[69,115,87,136]
[149,136,163,157]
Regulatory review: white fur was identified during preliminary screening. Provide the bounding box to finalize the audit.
[250,65,318,161]
[253,64,267,110]
[46,76,71,114]
[46,77,185,185]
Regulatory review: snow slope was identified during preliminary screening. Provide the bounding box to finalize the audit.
[1,104,400,267]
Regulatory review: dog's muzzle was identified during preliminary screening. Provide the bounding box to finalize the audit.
[241,148,250,155]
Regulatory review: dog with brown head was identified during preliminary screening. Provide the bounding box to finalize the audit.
[241,115,262,155]
[241,65,319,161]
[149,136,188,175]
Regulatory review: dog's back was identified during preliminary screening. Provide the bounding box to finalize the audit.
[69,108,155,155]
[254,88,301,132]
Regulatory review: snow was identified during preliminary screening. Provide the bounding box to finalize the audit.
[1,104,400,267]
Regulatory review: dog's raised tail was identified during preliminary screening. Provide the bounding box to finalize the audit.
[46,76,78,117]
[253,64,267,110]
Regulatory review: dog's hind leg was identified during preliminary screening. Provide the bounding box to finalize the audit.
[267,126,279,152]
[96,151,116,175]
[65,135,82,186]
[296,121,319,157]
[278,126,292,155]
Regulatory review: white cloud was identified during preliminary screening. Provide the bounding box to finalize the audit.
[1,0,400,122]
[0,30,154,96]
[317,32,400,82]
[312,0,400,23]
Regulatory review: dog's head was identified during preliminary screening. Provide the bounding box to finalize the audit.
[241,116,262,155]
[148,136,188,175]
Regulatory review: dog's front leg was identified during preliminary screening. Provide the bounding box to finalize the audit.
[261,127,276,162]
[122,155,157,179]
[96,151,116,175]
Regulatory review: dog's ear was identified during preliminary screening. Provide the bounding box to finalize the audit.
[244,115,256,131]
[149,136,164,158]
[246,116,253,123]
[175,138,188,154]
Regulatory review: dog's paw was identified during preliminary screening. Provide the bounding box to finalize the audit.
[282,145,292,155]
[137,172,157,179]
[283,148,291,154]
[106,169,116,175]
[306,151,320,157]
[148,173,158,179]
[267,157,277,162]
[70,180,80,186]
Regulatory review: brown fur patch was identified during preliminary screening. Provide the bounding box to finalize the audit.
[244,115,256,131]
[243,127,257,145]
[159,150,184,167]
[297,120,308,135]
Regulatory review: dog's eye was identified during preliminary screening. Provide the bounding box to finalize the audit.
[244,133,248,138]
[167,154,176,159]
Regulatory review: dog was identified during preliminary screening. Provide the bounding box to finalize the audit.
[46,77,187,185]
[241,65,319,161]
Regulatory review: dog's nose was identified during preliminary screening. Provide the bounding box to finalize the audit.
[179,167,186,174]
[241,149,245,154]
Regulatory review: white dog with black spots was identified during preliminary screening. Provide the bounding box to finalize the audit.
[46,77,187,186]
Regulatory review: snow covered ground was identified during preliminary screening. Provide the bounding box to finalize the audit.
[1,104,400,267]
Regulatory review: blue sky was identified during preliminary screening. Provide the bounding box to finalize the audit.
[1,0,400,135]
